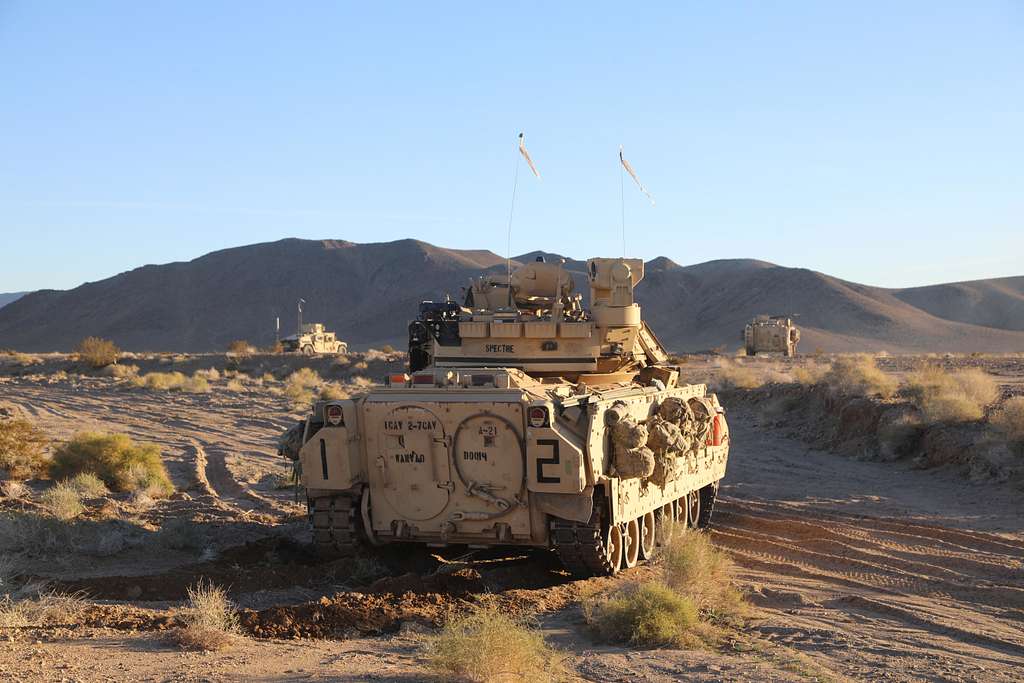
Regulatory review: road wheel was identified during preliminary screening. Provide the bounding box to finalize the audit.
[656,501,676,546]
[639,510,657,560]
[623,519,640,568]
[686,490,701,529]
[604,523,624,573]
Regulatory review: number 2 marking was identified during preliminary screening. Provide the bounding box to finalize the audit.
[536,439,560,484]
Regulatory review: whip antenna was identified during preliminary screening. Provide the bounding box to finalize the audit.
[619,145,655,255]
[505,132,541,307]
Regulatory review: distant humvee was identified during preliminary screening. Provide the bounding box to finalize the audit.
[281,323,348,355]
[743,315,800,357]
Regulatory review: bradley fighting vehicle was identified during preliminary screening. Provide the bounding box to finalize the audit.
[279,257,730,576]
[743,315,800,357]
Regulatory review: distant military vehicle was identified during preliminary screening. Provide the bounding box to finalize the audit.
[743,315,800,357]
[281,323,348,355]
[279,256,730,576]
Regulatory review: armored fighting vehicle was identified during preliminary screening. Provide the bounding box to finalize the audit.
[281,323,348,355]
[279,257,730,576]
[743,315,800,357]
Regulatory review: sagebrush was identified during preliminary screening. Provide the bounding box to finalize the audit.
[423,604,565,682]
[904,367,999,422]
[76,337,120,368]
[0,418,49,478]
[171,581,241,651]
[50,432,174,497]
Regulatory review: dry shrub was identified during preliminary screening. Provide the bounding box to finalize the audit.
[194,367,220,381]
[40,482,84,521]
[584,582,698,648]
[0,418,49,478]
[171,581,240,651]
[320,383,349,400]
[715,359,764,390]
[791,362,829,386]
[180,373,210,393]
[133,371,186,390]
[822,354,897,398]
[50,432,174,497]
[102,363,139,379]
[261,372,276,383]
[349,376,375,390]
[584,530,746,649]
[423,604,565,682]
[76,337,120,368]
[227,340,251,356]
[0,588,88,630]
[661,532,746,623]
[349,360,369,372]
[66,472,108,498]
[904,367,999,422]
[284,368,321,408]
[0,480,27,500]
[132,371,209,393]
[991,397,1024,442]
[8,352,42,366]
[225,378,245,392]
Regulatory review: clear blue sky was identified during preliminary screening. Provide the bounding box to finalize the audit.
[2,1,1021,292]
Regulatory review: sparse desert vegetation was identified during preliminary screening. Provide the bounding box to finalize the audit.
[584,530,746,648]
[0,417,49,478]
[903,366,999,422]
[227,339,252,356]
[821,354,897,398]
[132,370,210,393]
[284,367,322,408]
[171,581,242,651]
[50,432,174,497]
[75,336,120,368]
[423,604,566,682]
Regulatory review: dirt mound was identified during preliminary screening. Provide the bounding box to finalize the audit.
[726,383,1023,484]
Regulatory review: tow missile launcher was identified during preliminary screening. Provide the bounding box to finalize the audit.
[743,315,800,357]
[279,257,730,576]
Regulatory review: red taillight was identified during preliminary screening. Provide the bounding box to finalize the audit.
[388,373,410,386]
[528,406,549,428]
[412,373,435,385]
[325,404,344,426]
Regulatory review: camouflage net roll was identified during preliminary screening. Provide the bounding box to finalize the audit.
[615,446,655,480]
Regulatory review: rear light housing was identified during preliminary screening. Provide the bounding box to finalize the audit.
[387,373,410,387]
[412,373,435,386]
[325,404,345,426]
[528,406,550,428]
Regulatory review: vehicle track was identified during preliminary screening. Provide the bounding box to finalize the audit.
[723,406,1024,682]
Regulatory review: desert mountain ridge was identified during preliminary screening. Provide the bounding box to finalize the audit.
[1,237,1023,353]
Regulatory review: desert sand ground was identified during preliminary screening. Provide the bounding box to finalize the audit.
[1,353,1022,682]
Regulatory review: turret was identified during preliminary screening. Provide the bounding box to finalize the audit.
[409,256,668,378]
